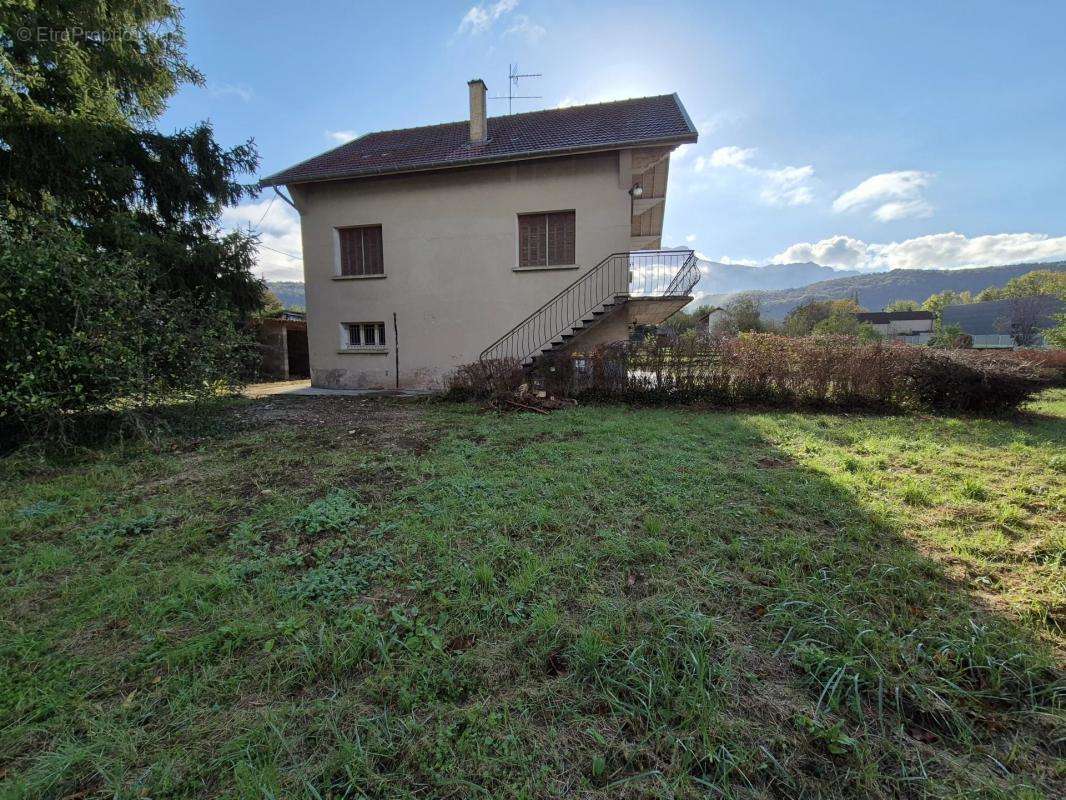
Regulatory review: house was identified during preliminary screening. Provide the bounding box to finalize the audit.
[254,311,309,380]
[260,80,699,389]
[854,310,935,344]
[941,296,1064,348]
[696,307,728,335]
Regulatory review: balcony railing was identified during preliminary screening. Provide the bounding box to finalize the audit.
[480,249,699,365]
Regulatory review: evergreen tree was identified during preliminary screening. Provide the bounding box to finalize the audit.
[0,0,262,314]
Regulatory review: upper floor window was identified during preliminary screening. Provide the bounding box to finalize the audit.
[518,210,575,268]
[338,225,384,276]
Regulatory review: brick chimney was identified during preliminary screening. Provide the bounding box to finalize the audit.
[468,79,487,143]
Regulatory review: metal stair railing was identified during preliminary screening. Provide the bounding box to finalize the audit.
[479,249,698,365]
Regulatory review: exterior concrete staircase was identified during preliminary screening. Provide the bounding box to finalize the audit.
[479,249,699,369]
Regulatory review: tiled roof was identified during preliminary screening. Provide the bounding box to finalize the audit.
[261,94,698,186]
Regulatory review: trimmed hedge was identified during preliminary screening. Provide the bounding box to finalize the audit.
[448,334,1054,414]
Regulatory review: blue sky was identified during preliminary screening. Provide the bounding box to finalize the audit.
[161,0,1066,280]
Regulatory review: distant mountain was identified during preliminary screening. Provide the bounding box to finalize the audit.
[691,261,860,306]
[266,281,305,310]
[738,262,1066,320]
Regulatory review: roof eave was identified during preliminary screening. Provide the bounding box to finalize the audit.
[258,132,699,189]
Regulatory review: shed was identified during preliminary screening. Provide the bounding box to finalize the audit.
[255,311,310,380]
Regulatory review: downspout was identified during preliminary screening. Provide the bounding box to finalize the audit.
[392,313,400,390]
[272,185,298,211]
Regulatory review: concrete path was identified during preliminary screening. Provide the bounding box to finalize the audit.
[244,380,434,398]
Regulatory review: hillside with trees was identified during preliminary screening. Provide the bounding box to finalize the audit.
[730,262,1066,320]
[265,281,306,310]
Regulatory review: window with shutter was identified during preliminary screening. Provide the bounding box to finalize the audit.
[338,225,384,276]
[518,211,574,267]
[546,211,575,266]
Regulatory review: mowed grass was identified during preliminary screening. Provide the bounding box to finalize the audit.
[1,391,1063,798]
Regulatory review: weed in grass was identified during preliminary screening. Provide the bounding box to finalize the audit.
[995,503,1028,531]
[290,489,367,534]
[80,511,164,542]
[284,550,394,606]
[958,478,990,501]
[900,478,933,507]
[795,714,860,758]
[14,499,63,519]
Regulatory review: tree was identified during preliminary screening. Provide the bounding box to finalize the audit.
[258,289,285,318]
[0,218,250,438]
[783,298,863,336]
[813,309,860,336]
[998,296,1051,347]
[922,290,973,320]
[928,323,971,349]
[1045,314,1066,349]
[664,306,709,335]
[976,270,1066,302]
[0,1,264,437]
[884,299,921,312]
[0,0,263,315]
[727,294,762,333]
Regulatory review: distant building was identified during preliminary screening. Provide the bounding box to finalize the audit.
[696,307,728,335]
[254,311,310,380]
[941,296,1063,348]
[854,310,935,344]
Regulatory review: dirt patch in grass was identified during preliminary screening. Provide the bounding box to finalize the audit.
[232,396,436,457]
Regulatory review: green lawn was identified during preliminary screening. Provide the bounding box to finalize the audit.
[2,392,1064,798]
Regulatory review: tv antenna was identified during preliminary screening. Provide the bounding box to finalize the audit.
[488,63,542,114]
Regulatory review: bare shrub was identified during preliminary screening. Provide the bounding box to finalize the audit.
[444,358,524,400]
[901,349,1048,413]
[448,335,1052,413]
[985,349,1066,386]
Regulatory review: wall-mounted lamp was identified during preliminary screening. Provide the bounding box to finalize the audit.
[628,183,644,223]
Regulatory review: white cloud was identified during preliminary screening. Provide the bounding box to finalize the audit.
[873,198,933,222]
[770,231,1066,270]
[760,165,815,206]
[696,145,815,206]
[325,130,358,144]
[209,83,254,103]
[708,145,756,168]
[834,170,934,221]
[672,143,693,161]
[772,235,868,268]
[457,0,521,35]
[505,14,545,42]
[717,255,760,266]
[221,198,304,281]
[685,234,697,243]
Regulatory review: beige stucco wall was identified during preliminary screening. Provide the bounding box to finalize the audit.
[289,151,634,389]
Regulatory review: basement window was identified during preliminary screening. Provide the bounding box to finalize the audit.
[337,225,384,276]
[343,322,386,349]
[518,210,575,267]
